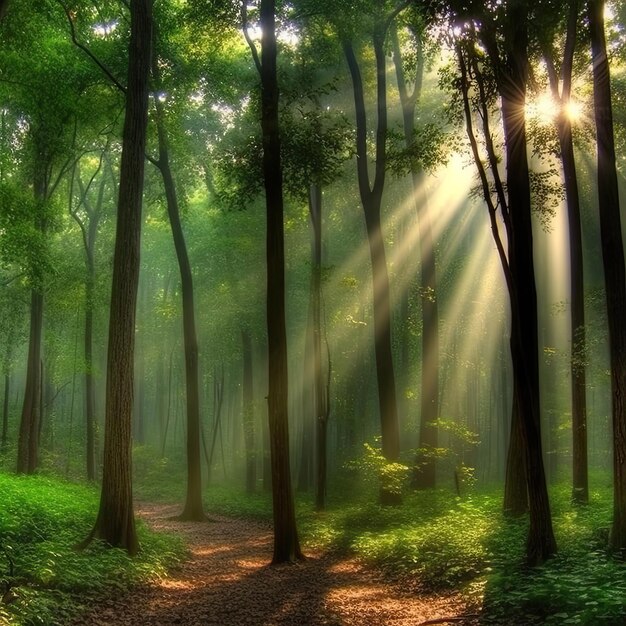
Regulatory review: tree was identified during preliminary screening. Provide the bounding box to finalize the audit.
[150,17,205,522]
[0,3,90,474]
[540,0,588,504]
[588,0,626,553]
[244,0,304,563]
[452,0,557,564]
[81,0,152,555]
[390,11,440,490]
[341,1,406,505]
[70,156,109,481]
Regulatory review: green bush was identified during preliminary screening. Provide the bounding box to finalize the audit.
[0,472,186,625]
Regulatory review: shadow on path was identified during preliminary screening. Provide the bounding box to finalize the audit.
[74,503,470,626]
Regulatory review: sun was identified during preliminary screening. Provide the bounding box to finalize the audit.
[526,92,584,125]
[563,99,583,123]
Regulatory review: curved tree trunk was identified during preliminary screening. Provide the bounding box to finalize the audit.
[82,0,152,556]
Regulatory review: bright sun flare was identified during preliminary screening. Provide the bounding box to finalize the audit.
[526,93,583,125]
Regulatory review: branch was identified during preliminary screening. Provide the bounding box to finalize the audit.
[242,1,262,75]
[561,0,579,99]
[457,42,512,295]
[44,380,71,409]
[383,0,411,37]
[57,0,127,95]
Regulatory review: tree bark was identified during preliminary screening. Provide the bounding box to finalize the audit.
[499,10,556,563]
[259,0,303,563]
[543,0,588,504]
[589,0,626,552]
[344,31,401,505]
[309,183,329,511]
[82,0,152,556]
[151,52,205,521]
[242,328,256,494]
[1,371,8,449]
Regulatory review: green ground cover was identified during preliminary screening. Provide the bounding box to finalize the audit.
[199,479,626,625]
[0,473,186,626]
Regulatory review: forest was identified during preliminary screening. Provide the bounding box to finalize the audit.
[1,0,626,623]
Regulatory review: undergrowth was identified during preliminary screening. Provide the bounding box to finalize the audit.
[196,477,626,625]
[0,472,186,626]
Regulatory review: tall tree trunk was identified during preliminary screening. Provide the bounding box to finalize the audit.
[242,328,256,494]
[499,11,556,564]
[391,25,439,490]
[74,168,104,482]
[503,388,528,515]
[16,157,47,475]
[257,0,302,563]
[589,0,626,552]
[151,53,204,521]
[17,287,43,474]
[543,0,588,503]
[85,268,96,481]
[310,183,328,510]
[81,0,152,556]
[297,305,314,492]
[1,371,8,449]
[457,6,555,563]
[344,30,401,505]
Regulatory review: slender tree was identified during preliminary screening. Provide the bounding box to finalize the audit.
[71,160,107,481]
[453,0,556,564]
[244,0,303,563]
[540,0,588,504]
[342,2,406,505]
[391,17,439,490]
[150,30,205,522]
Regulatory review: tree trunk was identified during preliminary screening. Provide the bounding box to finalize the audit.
[2,371,9,449]
[242,328,256,494]
[500,17,556,562]
[310,183,328,510]
[152,54,204,520]
[85,272,96,481]
[81,0,152,556]
[259,0,302,563]
[17,289,43,474]
[344,33,401,506]
[503,387,528,516]
[543,0,588,503]
[589,0,626,552]
[391,26,439,490]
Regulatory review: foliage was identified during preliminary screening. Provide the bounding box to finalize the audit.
[0,472,186,625]
[194,479,626,624]
[347,439,410,498]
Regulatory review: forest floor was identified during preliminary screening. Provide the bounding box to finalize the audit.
[73,502,478,626]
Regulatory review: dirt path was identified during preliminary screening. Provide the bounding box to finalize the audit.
[75,503,475,625]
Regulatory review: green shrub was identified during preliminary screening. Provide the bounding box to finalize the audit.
[0,472,186,625]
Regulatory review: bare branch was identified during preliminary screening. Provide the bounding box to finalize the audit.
[56,0,127,95]
[242,1,262,75]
